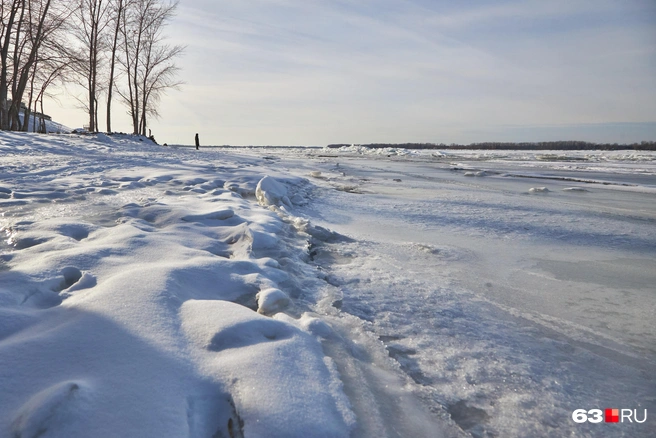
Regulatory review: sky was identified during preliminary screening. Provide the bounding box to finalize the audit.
[47,0,656,146]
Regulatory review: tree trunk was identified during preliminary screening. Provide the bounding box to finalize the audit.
[32,98,38,132]
[8,0,26,130]
[131,8,145,135]
[88,1,97,132]
[106,0,122,133]
[39,97,46,133]
[23,62,37,132]
[10,0,52,132]
[0,0,23,130]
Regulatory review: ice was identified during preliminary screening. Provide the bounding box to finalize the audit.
[278,147,655,437]
[256,175,293,208]
[464,171,487,177]
[562,186,589,192]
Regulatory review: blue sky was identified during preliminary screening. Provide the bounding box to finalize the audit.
[52,0,656,145]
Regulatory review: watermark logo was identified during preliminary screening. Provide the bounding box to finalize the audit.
[605,409,619,423]
[572,409,647,424]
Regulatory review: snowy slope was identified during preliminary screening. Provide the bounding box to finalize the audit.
[0,133,361,438]
[16,112,72,134]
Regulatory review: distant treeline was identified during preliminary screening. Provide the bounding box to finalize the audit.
[327,141,656,151]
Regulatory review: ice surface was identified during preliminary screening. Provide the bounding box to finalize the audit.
[270,147,656,437]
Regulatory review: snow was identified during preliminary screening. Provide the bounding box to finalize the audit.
[256,175,292,209]
[256,288,291,315]
[0,133,354,437]
[1,133,655,437]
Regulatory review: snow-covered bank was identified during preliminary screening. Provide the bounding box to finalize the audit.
[0,133,361,437]
[2,134,654,437]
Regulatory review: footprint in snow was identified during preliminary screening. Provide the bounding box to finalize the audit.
[208,319,294,353]
[55,223,91,241]
[447,400,490,437]
[51,267,96,298]
[9,236,49,250]
[12,381,86,438]
[186,393,244,438]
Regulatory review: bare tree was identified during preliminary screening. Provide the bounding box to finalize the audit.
[117,0,145,134]
[118,0,182,136]
[105,0,125,133]
[1,0,181,136]
[138,22,182,135]
[1,0,70,131]
[8,0,28,130]
[0,0,24,130]
[8,0,53,130]
[70,0,112,132]
[27,37,71,132]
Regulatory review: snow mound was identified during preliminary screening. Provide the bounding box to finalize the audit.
[256,287,291,315]
[528,187,550,193]
[256,176,292,208]
[255,176,310,209]
[180,300,351,437]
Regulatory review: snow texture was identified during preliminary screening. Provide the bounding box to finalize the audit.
[0,133,353,438]
[1,132,655,437]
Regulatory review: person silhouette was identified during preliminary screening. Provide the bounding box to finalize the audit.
[195,133,199,150]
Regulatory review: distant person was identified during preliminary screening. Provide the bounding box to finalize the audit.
[195,133,199,150]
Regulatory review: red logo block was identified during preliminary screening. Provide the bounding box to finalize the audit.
[605,408,619,423]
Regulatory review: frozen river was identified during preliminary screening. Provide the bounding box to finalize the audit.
[278,148,656,437]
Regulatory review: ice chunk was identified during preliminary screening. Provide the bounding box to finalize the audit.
[256,176,292,208]
[256,288,291,315]
[562,187,589,192]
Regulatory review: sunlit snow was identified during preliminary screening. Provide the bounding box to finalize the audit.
[1,133,654,437]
